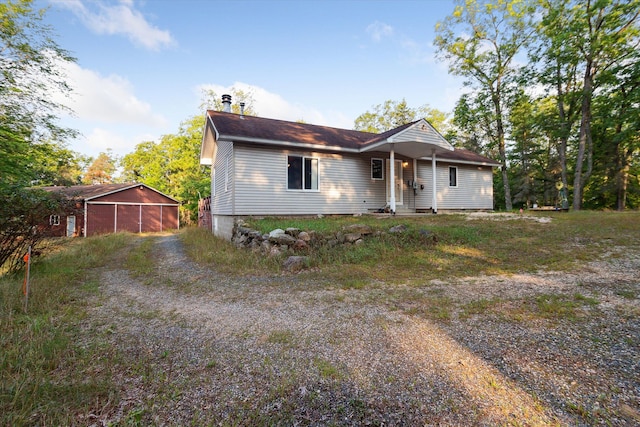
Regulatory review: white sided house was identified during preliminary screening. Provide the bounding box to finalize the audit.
[200,96,500,239]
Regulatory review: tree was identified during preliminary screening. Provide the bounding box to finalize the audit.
[0,185,78,272]
[435,0,536,210]
[28,142,89,186]
[83,151,117,184]
[121,116,209,223]
[199,87,258,116]
[539,0,640,209]
[0,0,77,189]
[353,99,450,133]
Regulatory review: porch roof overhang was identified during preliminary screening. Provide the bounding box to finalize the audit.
[359,119,454,158]
[359,139,454,158]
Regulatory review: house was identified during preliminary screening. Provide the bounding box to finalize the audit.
[40,183,180,237]
[200,96,500,239]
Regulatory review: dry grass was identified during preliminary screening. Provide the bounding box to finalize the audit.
[1,211,638,425]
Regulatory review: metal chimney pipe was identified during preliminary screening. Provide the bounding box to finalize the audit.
[239,102,245,117]
[221,94,232,113]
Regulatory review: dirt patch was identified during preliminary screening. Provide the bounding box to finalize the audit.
[82,234,639,426]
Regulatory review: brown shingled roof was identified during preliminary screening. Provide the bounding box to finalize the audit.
[438,148,501,166]
[208,110,375,149]
[207,110,499,166]
[37,183,180,202]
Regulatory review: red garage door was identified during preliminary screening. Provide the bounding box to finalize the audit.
[117,204,140,233]
[86,202,179,236]
[88,204,115,235]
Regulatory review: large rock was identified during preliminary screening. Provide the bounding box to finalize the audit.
[293,239,308,250]
[389,224,408,233]
[285,227,300,237]
[298,231,311,242]
[269,233,297,245]
[343,224,373,235]
[283,256,309,272]
[344,233,362,243]
[269,228,285,238]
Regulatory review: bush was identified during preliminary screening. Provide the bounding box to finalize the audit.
[0,185,79,273]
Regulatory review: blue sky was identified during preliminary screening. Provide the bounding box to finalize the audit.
[43,0,465,158]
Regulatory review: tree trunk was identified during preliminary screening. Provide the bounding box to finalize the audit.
[573,60,594,210]
[615,147,630,211]
[555,62,570,203]
[492,90,512,211]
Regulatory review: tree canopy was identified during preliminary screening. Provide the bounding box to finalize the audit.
[0,0,78,189]
[354,99,449,134]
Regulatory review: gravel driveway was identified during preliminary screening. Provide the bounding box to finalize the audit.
[84,233,640,426]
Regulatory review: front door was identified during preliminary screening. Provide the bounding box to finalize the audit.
[66,215,75,237]
[386,159,403,206]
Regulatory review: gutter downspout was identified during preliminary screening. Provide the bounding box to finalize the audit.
[432,150,437,214]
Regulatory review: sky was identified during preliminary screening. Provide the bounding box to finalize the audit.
[41,0,466,159]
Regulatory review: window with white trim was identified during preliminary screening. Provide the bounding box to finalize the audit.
[371,158,384,180]
[287,155,318,190]
[49,215,60,226]
[449,166,458,187]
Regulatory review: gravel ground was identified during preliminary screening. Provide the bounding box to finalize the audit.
[81,233,639,426]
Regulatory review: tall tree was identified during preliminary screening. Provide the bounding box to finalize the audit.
[29,142,89,186]
[0,0,76,188]
[83,151,117,185]
[121,116,210,223]
[540,0,640,209]
[354,99,449,133]
[435,0,536,210]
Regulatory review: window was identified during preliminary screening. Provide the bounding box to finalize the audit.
[371,158,384,180]
[49,215,60,226]
[449,166,458,187]
[287,155,318,190]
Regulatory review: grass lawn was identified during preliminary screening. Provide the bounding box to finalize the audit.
[1,210,638,425]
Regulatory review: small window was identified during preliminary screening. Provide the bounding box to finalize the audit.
[371,158,384,180]
[449,166,458,187]
[287,155,318,190]
[49,215,60,226]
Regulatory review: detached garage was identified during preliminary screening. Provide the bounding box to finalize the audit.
[41,183,180,237]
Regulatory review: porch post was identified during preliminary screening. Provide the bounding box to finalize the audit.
[389,147,396,213]
[432,150,438,214]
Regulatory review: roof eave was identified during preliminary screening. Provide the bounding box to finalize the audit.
[221,134,361,153]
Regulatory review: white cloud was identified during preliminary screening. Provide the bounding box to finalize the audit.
[196,82,352,128]
[51,0,175,50]
[70,127,158,158]
[54,60,167,128]
[366,21,394,42]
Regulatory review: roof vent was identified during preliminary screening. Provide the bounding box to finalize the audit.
[239,102,245,118]
[221,94,232,113]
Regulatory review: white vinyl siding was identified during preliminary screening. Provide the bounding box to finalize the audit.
[414,161,493,210]
[211,140,233,215]
[391,121,453,151]
[233,143,387,215]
